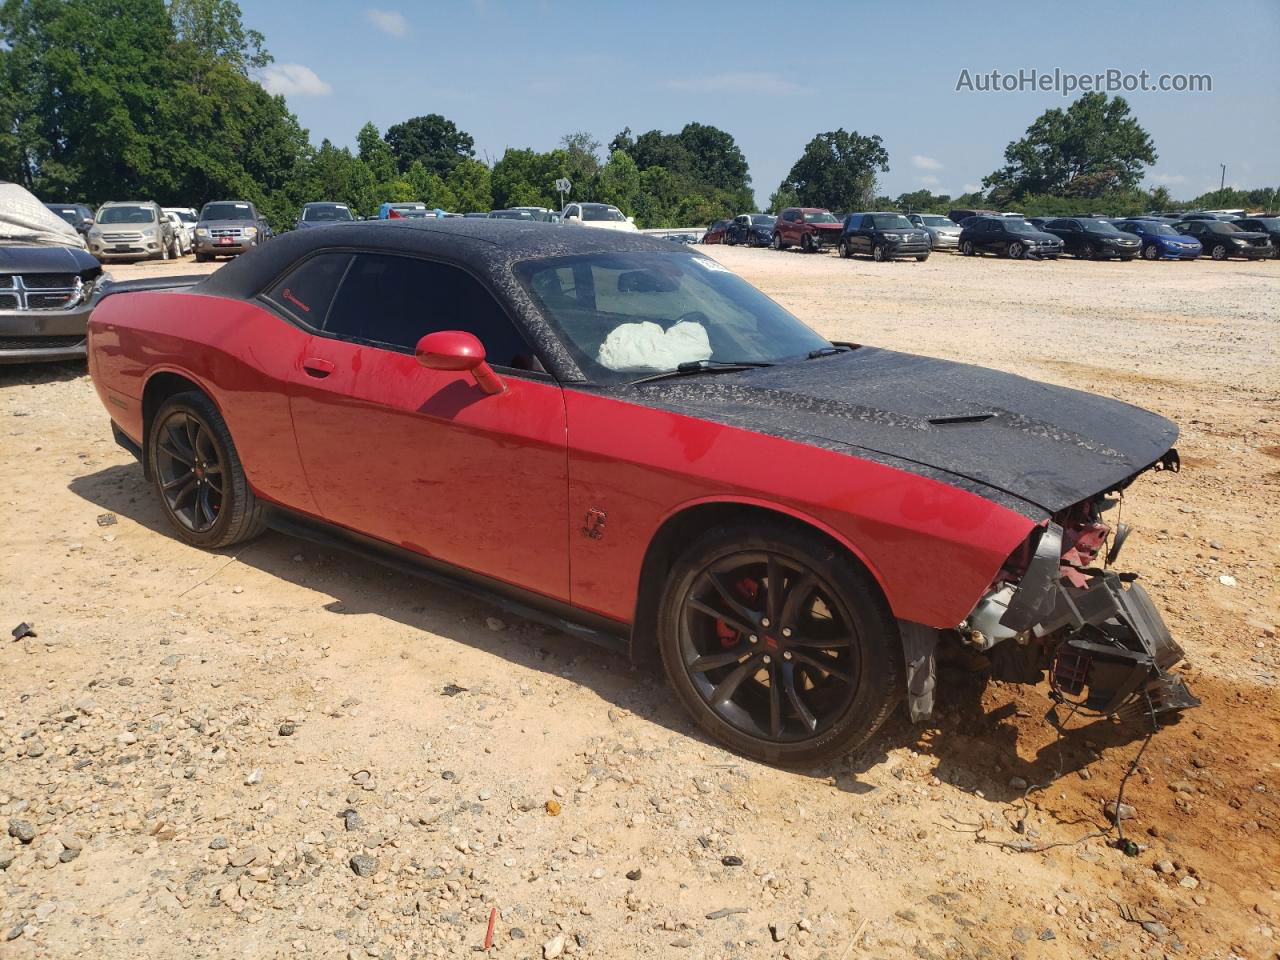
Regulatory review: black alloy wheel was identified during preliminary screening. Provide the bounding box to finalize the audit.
[148,392,266,548]
[659,523,900,766]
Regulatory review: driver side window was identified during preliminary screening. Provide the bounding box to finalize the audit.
[322,254,538,370]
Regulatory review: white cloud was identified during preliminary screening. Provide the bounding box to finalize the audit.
[367,8,409,36]
[918,175,940,186]
[911,155,943,171]
[258,63,332,97]
[664,72,812,95]
[1149,172,1187,185]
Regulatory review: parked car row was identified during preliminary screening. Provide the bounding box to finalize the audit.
[700,206,1276,264]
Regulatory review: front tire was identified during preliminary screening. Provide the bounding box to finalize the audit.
[1142,244,1159,260]
[657,522,901,766]
[1210,243,1228,261]
[838,240,850,259]
[771,233,784,251]
[914,254,928,262]
[872,244,886,262]
[1008,241,1025,260]
[148,391,267,549]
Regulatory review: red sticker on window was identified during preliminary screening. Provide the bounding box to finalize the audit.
[282,287,310,312]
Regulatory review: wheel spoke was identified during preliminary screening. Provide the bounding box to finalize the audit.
[706,573,759,629]
[159,430,194,466]
[193,424,216,463]
[687,598,754,637]
[779,572,818,626]
[710,654,762,706]
[768,661,783,738]
[781,662,817,732]
[766,556,783,625]
[793,651,851,684]
[788,633,853,650]
[161,470,193,492]
[689,650,748,673]
[184,415,201,458]
[171,475,198,509]
[196,485,215,527]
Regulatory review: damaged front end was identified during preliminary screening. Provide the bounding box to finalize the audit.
[907,448,1199,723]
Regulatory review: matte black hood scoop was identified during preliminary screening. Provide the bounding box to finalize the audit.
[627,347,1178,515]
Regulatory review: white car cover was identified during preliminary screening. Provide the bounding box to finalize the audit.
[596,320,713,372]
[0,182,87,249]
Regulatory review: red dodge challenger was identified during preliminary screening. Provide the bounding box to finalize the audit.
[87,220,1196,765]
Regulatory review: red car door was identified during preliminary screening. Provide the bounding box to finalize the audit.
[282,252,571,602]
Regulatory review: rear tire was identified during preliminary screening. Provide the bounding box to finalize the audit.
[771,233,784,251]
[838,240,850,259]
[872,244,886,262]
[658,521,901,767]
[915,254,928,262]
[148,391,267,550]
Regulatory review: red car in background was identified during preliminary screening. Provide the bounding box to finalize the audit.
[700,219,731,244]
[771,207,844,252]
[87,220,1196,765]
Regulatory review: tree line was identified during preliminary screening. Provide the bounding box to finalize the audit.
[1,1,1273,231]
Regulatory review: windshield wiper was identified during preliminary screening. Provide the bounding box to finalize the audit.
[628,359,774,385]
[806,346,847,359]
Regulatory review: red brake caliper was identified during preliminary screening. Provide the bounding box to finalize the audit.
[715,578,760,648]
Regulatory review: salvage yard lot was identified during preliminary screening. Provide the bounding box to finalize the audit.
[1,247,1277,959]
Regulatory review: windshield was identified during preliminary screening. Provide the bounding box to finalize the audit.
[98,205,156,224]
[302,204,353,222]
[515,252,831,384]
[582,205,626,222]
[490,210,533,219]
[171,210,197,222]
[750,215,775,226]
[1131,222,1178,236]
[868,214,913,229]
[49,208,79,225]
[202,202,254,221]
[920,215,952,227]
[1005,219,1039,234]
[803,212,838,224]
[1083,220,1123,234]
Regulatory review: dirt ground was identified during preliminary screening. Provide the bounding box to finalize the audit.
[1,246,1277,960]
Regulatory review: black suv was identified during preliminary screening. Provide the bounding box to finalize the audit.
[1231,217,1280,257]
[1174,219,1273,260]
[958,216,1063,260]
[838,212,930,262]
[1041,218,1141,260]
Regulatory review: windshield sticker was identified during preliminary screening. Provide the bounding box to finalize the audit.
[281,288,311,313]
[691,257,730,273]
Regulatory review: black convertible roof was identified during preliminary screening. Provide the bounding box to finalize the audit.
[193,219,692,383]
[197,219,676,301]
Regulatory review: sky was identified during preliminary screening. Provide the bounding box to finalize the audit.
[242,0,1280,208]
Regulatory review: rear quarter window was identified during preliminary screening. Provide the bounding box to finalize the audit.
[262,253,352,327]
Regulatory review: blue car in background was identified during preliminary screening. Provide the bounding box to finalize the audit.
[1113,219,1203,260]
[377,202,436,220]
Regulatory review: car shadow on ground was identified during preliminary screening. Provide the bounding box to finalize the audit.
[0,360,87,386]
[67,461,1158,800]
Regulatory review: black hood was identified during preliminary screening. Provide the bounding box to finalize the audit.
[0,244,99,274]
[621,347,1177,517]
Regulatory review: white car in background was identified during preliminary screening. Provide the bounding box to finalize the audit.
[163,207,198,252]
[562,202,637,232]
[163,212,191,255]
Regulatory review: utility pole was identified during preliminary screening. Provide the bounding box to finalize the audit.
[1219,164,1226,192]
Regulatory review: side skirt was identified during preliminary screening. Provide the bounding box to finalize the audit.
[264,506,630,654]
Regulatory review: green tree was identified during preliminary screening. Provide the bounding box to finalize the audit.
[169,0,270,75]
[384,114,474,177]
[895,189,951,213]
[767,186,800,214]
[560,131,601,199]
[593,150,640,214]
[983,93,1156,202]
[445,156,492,212]
[776,129,889,212]
[407,160,457,210]
[301,140,378,216]
[490,147,568,209]
[356,121,398,183]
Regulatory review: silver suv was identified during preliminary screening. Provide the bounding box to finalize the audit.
[194,200,269,261]
[87,201,179,261]
[907,213,962,251]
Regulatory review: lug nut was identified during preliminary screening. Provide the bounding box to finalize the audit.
[762,655,771,665]
[761,618,771,628]
[748,635,758,644]
[782,651,793,661]
[781,627,792,638]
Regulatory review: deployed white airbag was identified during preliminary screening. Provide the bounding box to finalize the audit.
[597,320,712,372]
